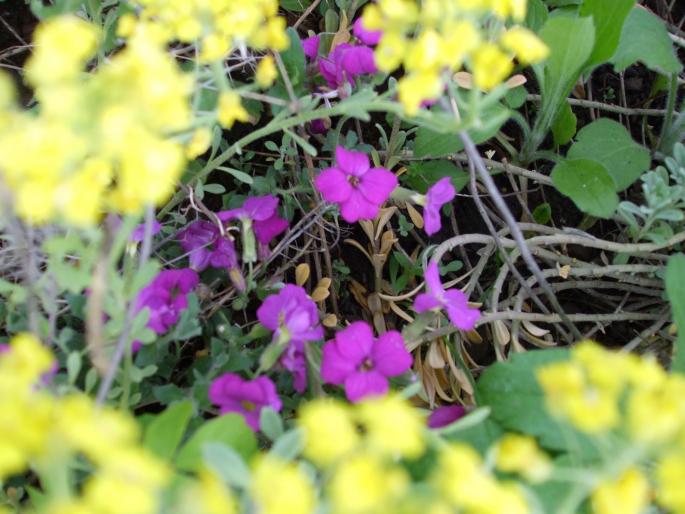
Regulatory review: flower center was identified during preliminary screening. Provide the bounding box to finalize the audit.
[347,175,360,187]
[241,400,256,411]
[360,358,374,371]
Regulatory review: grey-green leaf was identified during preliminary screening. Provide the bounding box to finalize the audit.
[610,8,682,74]
[551,159,619,218]
[567,118,650,191]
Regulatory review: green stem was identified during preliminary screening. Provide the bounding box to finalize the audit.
[658,73,679,152]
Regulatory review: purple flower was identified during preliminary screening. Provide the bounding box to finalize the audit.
[309,118,328,135]
[320,321,412,402]
[257,284,323,344]
[353,18,382,46]
[134,268,199,335]
[319,43,377,89]
[178,220,238,271]
[428,405,466,429]
[257,284,322,392]
[414,262,480,330]
[130,220,162,243]
[209,373,282,431]
[315,146,397,223]
[302,35,320,61]
[423,177,456,236]
[218,195,288,245]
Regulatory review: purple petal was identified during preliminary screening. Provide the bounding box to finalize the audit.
[372,331,412,377]
[130,220,162,242]
[334,321,374,361]
[335,146,370,177]
[353,18,382,46]
[253,214,288,245]
[340,190,380,222]
[318,54,338,88]
[302,35,320,61]
[344,371,388,402]
[444,290,481,330]
[315,167,353,203]
[281,340,307,393]
[321,340,357,385]
[414,293,442,312]
[217,208,243,223]
[243,195,279,221]
[358,167,397,204]
[424,261,444,296]
[340,45,377,77]
[424,178,456,236]
[428,405,466,429]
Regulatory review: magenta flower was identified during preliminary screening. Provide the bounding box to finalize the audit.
[134,268,199,335]
[428,405,466,429]
[218,195,288,245]
[319,43,377,89]
[257,284,323,344]
[423,177,456,236]
[281,339,307,393]
[178,220,238,271]
[353,18,382,46]
[130,220,162,243]
[302,35,320,61]
[315,146,397,223]
[414,262,480,330]
[209,373,282,431]
[320,321,412,402]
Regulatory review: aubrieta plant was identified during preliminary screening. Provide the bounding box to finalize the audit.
[1,0,685,513]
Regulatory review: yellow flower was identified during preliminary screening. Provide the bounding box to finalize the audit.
[404,30,443,72]
[298,399,359,467]
[500,27,549,64]
[195,468,237,514]
[495,433,551,482]
[251,456,316,514]
[256,55,278,88]
[490,0,527,20]
[0,333,54,386]
[201,33,231,62]
[186,128,213,159]
[375,32,408,73]
[356,394,426,459]
[657,453,685,513]
[440,20,481,68]
[472,43,513,91]
[397,72,442,117]
[627,375,685,445]
[592,468,650,514]
[328,453,408,514]
[0,71,15,109]
[217,91,250,128]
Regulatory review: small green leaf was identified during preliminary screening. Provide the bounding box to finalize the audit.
[551,101,577,146]
[525,0,548,32]
[280,27,306,90]
[143,400,193,461]
[551,159,619,218]
[270,428,305,461]
[404,160,469,194]
[259,407,284,441]
[567,118,650,191]
[176,414,257,471]
[532,203,552,225]
[66,352,82,384]
[203,183,226,195]
[611,8,682,74]
[666,254,685,373]
[281,0,313,12]
[216,166,254,185]
[202,443,251,488]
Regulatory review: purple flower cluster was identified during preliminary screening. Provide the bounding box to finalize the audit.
[209,373,281,431]
[217,195,288,248]
[414,262,480,330]
[315,146,397,223]
[132,268,199,351]
[178,220,238,272]
[257,284,323,392]
[321,321,412,402]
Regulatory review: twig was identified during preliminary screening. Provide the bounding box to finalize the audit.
[527,94,676,117]
[293,0,322,29]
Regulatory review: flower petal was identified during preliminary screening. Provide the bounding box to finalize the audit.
[372,330,412,377]
[315,167,353,203]
[321,340,357,384]
[359,167,397,204]
[335,321,374,361]
[413,293,441,312]
[444,289,481,330]
[335,146,370,177]
[302,35,320,61]
[340,190,379,222]
[428,405,466,429]
[344,371,388,402]
[424,261,444,296]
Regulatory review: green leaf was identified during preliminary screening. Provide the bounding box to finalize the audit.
[567,118,650,191]
[666,254,685,373]
[143,401,193,461]
[610,8,682,74]
[270,428,305,461]
[259,407,284,441]
[203,183,226,195]
[525,0,548,33]
[579,0,635,68]
[476,348,593,452]
[404,160,469,194]
[202,443,251,488]
[281,0,313,12]
[280,27,306,90]
[216,166,254,185]
[532,203,552,225]
[551,101,577,146]
[176,414,257,471]
[551,159,619,218]
[537,16,595,119]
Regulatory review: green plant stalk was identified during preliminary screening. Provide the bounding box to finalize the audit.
[659,74,682,153]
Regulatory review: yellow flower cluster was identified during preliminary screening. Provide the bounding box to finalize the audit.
[537,341,685,514]
[361,0,549,115]
[0,334,168,514]
[121,0,288,62]
[0,16,192,225]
